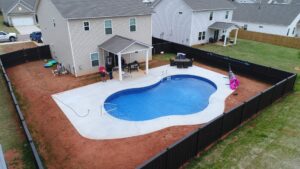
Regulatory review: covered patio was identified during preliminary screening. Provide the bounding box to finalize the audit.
[98,35,152,81]
[208,22,239,46]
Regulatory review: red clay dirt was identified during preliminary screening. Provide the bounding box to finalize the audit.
[6,60,270,169]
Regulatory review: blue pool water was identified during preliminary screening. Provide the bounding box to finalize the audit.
[104,75,217,121]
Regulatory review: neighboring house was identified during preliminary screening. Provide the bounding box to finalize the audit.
[36,0,153,77]
[232,4,300,37]
[233,0,257,3]
[233,0,293,4]
[1,0,37,26]
[152,0,239,46]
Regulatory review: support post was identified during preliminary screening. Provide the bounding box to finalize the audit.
[145,49,149,74]
[234,29,239,45]
[118,53,122,81]
[223,33,227,47]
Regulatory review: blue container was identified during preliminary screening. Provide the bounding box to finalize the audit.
[30,31,42,42]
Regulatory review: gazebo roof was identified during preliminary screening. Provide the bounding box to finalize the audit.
[209,22,239,30]
[98,35,151,54]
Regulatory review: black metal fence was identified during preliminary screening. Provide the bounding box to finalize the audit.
[0,45,52,68]
[138,38,297,169]
[0,45,52,169]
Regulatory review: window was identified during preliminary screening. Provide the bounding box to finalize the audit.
[52,18,56,27]
[83,21,90,31]
[179,12,183,14]
[129,18,136,32]
[209,12,213,21]
[202,31,206,40]
[90,52,99,67]
[198,32,202,40]
[225,11,229,19]
[104,20,112,34]
[243,24,248,30]
[287,28,290,36]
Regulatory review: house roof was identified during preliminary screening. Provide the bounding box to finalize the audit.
[209,22,239,30]
[50,0,152,19]
[182,0,236,11]
[232,4,300,26]
[1,0,36,13]
[98,35,150,54]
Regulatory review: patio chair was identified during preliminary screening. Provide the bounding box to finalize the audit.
[128,61,139,72]
[170,59,176,66]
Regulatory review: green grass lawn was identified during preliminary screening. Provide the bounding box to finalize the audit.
[0,51,34,168]
[186,39,300,169]
[0,15,18,33]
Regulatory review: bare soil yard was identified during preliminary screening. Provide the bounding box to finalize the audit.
[6,58,270,169]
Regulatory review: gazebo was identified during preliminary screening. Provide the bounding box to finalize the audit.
[208,22,239,46]
[98,35,152,81]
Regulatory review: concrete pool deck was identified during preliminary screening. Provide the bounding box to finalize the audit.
[52,65,233,139]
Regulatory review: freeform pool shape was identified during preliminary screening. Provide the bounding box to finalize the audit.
[104,75,217,121]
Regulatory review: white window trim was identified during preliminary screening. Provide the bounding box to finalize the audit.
[90,52,100,67]
[104,19,113,35]
[83,21,90,31]
[129,17,137,32]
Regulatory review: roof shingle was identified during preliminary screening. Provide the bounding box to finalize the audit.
[183,0,236,11]
[232,4,300,26]
[50,0,152,19]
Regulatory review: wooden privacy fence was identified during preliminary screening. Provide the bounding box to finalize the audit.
[230,29,300,49]
[0,45,52,169]
[138,38,297,169]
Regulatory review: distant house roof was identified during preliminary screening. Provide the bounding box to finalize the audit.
[182,0,236,11]
[209,22,239,30]
[50,0,153,19]
[1,0,36,13]
[151,0,235,11]
[98,35,151,54]
[232,4,300,26]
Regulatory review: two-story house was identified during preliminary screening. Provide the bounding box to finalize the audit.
[232,3,300,37]
[152,0,238,46]
[36,0,153,78]
[1,0,37,26]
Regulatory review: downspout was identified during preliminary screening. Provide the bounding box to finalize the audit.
[67,19,78,77]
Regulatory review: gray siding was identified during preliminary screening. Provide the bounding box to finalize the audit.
[68,15,152,76]
[152,0,193,46]
[37,0,74,74]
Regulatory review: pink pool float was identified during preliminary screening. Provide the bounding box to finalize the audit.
[228,65,240,90]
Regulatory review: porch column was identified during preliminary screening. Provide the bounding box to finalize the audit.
[145,49,149,74]
[118,53,122,81]
[223,33,227,47]
[234,29,239,45]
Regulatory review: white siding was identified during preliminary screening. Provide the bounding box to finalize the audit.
[233,13,300,37]
[152,0,193,45]
[296,23,300,37]
[68,15,152,76]
[190,10,234,45]
[234,21,289,36]
[287,13,300,37]
[37,0,75,74]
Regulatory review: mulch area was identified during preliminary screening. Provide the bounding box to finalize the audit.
[6,59,270,169]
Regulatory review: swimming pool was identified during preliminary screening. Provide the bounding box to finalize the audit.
[104,75,217,121]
